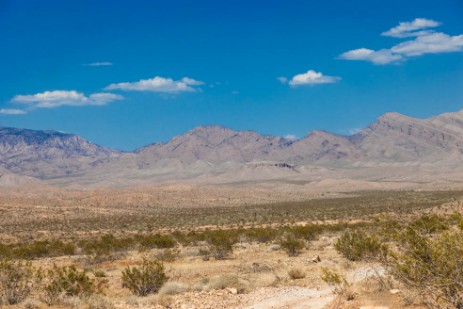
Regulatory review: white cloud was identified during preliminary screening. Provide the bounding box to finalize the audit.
[12,90,123,108]
[340,18,463,64]
[277,76,288,84]
[382,18,440,38]
[105,76,204,93]
[284,134,297,141]
[391,32,463,56]
[339,48,403,64]
[0,108,27,115]
[86,62,113,66]
[288,70,340,87]
[348,128,362,135]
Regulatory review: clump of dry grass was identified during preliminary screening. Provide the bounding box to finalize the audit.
[158,281,189,295]
[288,267,306,280]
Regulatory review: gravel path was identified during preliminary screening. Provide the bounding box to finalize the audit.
[242,286,334,309]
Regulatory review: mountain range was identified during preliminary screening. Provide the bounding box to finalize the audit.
[2,109,463,188]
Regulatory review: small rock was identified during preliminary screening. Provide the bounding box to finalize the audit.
[389,288,401,295]
[227,287,238,294]
[311,255,321,263]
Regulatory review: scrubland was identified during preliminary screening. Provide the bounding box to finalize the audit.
[2,189,463,308]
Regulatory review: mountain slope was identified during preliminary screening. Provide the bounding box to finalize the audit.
[136,125,290,166]
[0,127,121,178]
[4,108,463,185]
[350,112,463,162]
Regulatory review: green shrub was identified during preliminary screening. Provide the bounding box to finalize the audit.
[410,214,448,234]
[80,234,134,262]
[137,234,176,251]
[244,228,278,243]
[198,248,211,261]
[11,240,75,259]
[279,235,305,257]
[335,230,382,261]
[206,231,235,260]
[155,248,180,262]
[288,225,322,241]
[320,266,345,286]
[0,259,35,305]
[43,264,98,305]
[122,258,168,296]
[320,267,349,295]
[385,228,463,308]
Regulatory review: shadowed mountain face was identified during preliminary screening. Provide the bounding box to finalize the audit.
[0,127,120,178]
[2,109,463,182]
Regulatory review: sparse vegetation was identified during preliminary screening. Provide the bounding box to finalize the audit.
[0,259,35,305]
[42,264,101,305]
[279,235,305,257]
[335,230,382,261]
[385,223,463,308]
[288,267,306,280]
[122,258,168,296]
[1,191,463,308]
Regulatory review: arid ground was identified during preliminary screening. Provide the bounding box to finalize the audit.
[2,185,463,308]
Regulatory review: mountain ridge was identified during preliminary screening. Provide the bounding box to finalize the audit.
[2,108,463,185]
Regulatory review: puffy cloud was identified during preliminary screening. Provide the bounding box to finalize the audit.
[105,76,204,93]
[86,62,113,66]
[339,48,403,64]
[277,76,288,84]
[0,108,27,115]
[340,18,463,64]
[391,32,463,56]
[382,18,440,38]
[12,90,123,108]
[288,70,340,87]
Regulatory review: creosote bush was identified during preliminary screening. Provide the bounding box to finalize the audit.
[335,230,382,261]
[206,231,235,260]
[320,266,349,295]
[43,264,100,305]
[0,259,35,305]
[385,227,463,308]
[122,258,168,296]
[279,235,305,257]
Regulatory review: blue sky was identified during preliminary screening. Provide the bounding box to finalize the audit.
[0,0,462,150]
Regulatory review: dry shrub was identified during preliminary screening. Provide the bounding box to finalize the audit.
[155,248,180,262]
[288,267,306,280]
[84,295,115,309]
[158,281,189,295]
[206,274,248,293]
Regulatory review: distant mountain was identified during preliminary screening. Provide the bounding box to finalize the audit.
[3,108,463,185]
[350,112,463,162]
[0,127,120,178]
[136,125,290,167]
